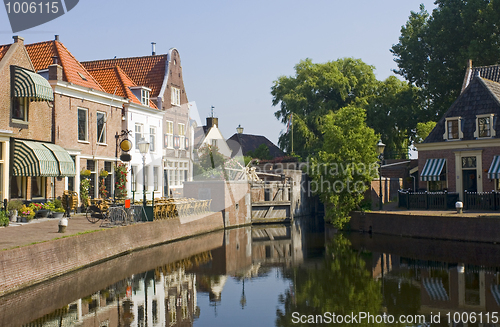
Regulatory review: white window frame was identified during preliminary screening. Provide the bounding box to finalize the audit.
[96,111,106,144]
[149,126,156,152]
[153,166,159,191]
[78,108,89,142]
[135,123,143,150]
[178,123,185,149]
[131,165,137,192]
[443,117,463,141]
[165,121,173,148]
[474,114,496,139]
[141,89,150,106]
[171,87,181,106]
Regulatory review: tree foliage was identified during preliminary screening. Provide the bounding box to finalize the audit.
[415,121,437,143]
[271,58,378,157]
[198,144,226,171]
[307,106,379,228]
[391,1,500,118]
[246,144,272,160]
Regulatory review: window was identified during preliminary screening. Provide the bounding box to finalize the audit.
[135,124,143,149]
[141,89,150,106]
[144,166,149,190]
[178,123,185,149]
[12,98,28,121]
[153,166,159,191]
[104,161,113,197]
[10,176,23,199]
[150,126,156,152]
[131,166,137,192]
[96,112,106,144]
[212,139,218,148]
[165,121,173,148]
[171,86,180,106]
[78,108,88,141]
[475,114,496,138]
[87,160,97,198]
[31,176,45,198]
[444,117,462,140]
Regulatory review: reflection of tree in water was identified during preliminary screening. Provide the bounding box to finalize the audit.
[276,235,383,326]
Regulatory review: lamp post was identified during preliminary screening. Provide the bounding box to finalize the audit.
[138,138,150,209]
[377,139,386,210]
[236,124,244,134]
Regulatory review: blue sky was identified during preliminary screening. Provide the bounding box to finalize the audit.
[0,0,436,145]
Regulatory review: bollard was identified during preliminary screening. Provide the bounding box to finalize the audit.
[58,218,68,233]
[455,201,463,214]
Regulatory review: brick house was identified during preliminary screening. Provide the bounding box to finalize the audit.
[86,65,164,201]
[25,36,126,202]
[0,36,76,202]
[82,48,192,198]
[417,68,500,200]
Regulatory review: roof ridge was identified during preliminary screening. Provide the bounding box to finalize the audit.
[473,64,500,69]
[479,77,500,107]
[82,54,168,63]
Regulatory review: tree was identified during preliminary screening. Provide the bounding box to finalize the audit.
[306,106,379,228]
[366,76,423,159]
[415,121,437,143]
[392,1,500,118]
[246,144,272,160]
[198,144,225,170]
[271,58,378,158]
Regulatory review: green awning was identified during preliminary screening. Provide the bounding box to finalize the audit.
[13,140,59,176]
[421,159,446,181]
[488,156,500,179]
[42,143,76,177]
[11,66,54,102]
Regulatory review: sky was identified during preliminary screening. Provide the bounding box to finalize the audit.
[0,0,437,146]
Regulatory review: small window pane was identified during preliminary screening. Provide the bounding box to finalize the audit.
[78,109,88,141]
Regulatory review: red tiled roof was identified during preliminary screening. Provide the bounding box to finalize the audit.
[82,55,167,98]
[87,66,157,109]
[0,44,11,62]
[25,40,104,91]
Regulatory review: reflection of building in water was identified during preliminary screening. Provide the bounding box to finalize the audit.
[369,253,500,315]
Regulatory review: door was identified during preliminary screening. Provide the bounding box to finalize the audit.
[463,170,477,193]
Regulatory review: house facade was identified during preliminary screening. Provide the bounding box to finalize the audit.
[417,70,500,200]
[193,117,232,159]
[0,36,76,202]
[82,48,193,198]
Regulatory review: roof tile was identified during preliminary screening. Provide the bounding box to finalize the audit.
[0,44,11,62]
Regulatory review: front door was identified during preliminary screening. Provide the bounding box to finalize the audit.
[463,169,477,193]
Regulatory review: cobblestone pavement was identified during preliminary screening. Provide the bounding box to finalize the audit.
[0,214,107,250]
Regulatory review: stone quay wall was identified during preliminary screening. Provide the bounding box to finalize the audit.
[0,212,224,297]
[349,211,500,243]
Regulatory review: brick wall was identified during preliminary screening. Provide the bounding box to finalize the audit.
[0,212,224,298]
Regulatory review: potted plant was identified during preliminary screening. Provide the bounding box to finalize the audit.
[0,210,9,227]
[51,207,65,219]
[35,202,51,218]
[7,199,23,222]
[19,205,35,222]
[99,169,109,198]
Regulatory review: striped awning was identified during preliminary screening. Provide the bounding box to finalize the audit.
[421,159,446,181]
[42,143,76,177]
[491,285,500,306]
[11,66,54,102]
[488,156,500,179]
[12,140,75,177]
[423,278,449,301]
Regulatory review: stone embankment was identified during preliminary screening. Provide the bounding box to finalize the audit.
[0,212,224,297]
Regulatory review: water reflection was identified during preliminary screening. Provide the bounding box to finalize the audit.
[7,217,500,326]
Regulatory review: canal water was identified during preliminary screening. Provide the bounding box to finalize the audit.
[4,216,500,326]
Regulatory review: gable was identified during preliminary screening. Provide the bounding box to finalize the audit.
[424,77,500,143]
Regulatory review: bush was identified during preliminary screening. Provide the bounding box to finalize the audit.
[20,205,35,221]
[52,198,63,209]
[7,199,23,211]
[0,211,9,227]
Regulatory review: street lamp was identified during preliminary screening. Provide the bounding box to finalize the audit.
[138,138,150,209]
[236,124,244,134]
[377,139,386,210]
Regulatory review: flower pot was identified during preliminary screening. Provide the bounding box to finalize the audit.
[36,209,50,218]
[51,211,64,219]
[18,216,28,223]
[8,210,17,222]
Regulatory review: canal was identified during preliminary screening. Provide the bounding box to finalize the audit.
[3,215,500,326]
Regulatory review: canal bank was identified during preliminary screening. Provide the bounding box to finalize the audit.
[349,209,500,243]
[0,212,225,297]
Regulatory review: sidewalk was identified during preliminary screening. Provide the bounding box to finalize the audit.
[0,214,106,250]
[374,201,500,218]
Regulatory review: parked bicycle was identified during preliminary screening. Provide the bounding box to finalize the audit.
[86,199,133,226]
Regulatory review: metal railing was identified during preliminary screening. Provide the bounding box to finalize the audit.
[398,190,459,210]
[464,191,500,210]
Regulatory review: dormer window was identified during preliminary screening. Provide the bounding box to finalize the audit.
[475,114,495,138]
[443,117,463,140]
[141,88,150,106]
[129,86,152,107]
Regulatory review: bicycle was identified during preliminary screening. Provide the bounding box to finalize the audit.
[86,199,131,226]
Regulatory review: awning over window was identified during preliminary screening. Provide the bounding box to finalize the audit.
[11,66,54,102]
[423,278,449,301]
[12,140,75,177]
[488,156,500,179]
[42,143,76,177]
[421,158,446,181]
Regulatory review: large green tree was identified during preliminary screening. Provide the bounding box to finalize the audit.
[391,1,500,118]
[307,106,379,228]
[271,58,378,158]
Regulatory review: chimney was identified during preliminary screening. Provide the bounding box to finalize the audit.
[52,56,58,65]
[206,117,219,129]
[55,35,59,42]
[12,36,24,44]
[461,59,473,93]
[151,42,156,56]
[49,60,63,81]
